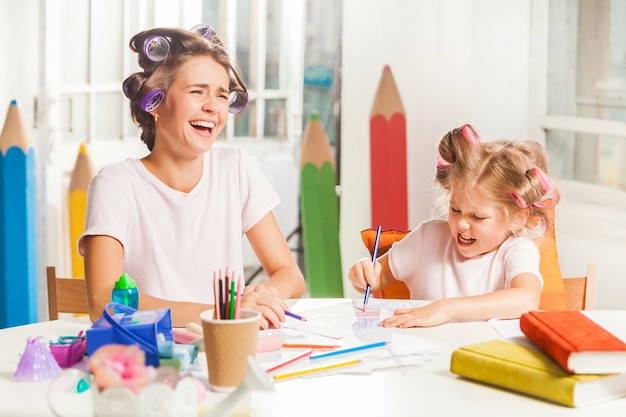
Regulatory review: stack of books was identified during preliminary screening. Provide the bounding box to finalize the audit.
[450,310,626,407]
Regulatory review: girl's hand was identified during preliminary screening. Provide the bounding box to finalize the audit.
[241,283,288,329]
[379,300,452,328]
[348,257,382,293]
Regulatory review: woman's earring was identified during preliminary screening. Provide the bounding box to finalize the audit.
[154,113,159,123]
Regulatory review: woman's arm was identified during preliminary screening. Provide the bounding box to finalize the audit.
[380,272,542,328]
[243,212,306,328]
[82,235,211,327]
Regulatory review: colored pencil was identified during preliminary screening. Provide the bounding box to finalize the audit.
[229,280,236,320]
[234,276,243,319]
[310,341,389,360]
[224,272,230,319]
[0,100,38,327]
[363,225,382,311]
[68,142,95,278]
[213,272,220,320]
[370,65,408,230]
[285,310,307,321]
[299,111,343,297]
[282,343,341,350]
[273,359,361,381]
[265,349,313,373]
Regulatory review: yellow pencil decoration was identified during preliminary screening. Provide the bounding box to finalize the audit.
[69,142,95,278]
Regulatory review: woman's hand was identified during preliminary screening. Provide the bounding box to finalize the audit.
[241,283,289,329]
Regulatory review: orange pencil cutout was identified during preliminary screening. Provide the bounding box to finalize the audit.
[265,349,313,374]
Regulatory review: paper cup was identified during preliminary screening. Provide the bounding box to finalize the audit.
[200,309,261,392]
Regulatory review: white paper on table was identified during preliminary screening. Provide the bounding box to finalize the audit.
[488,317,523,339]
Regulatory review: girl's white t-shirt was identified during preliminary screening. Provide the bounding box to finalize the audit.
[388,219,543,300]
[78,146,279,304]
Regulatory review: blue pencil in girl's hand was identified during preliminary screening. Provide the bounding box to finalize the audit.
[363,225,382,311]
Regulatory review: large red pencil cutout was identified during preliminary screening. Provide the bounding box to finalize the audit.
[369,65,408,230]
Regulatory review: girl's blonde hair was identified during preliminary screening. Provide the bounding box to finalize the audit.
[434,124,559,237]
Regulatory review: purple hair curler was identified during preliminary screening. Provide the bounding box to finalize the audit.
[228,90,248,114]
[140,89,165,112]
[190,23,214,40]
[143,36,170,62]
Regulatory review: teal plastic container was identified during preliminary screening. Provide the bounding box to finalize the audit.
[111,273,139,313]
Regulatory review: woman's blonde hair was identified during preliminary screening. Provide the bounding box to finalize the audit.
[434,124,559,237]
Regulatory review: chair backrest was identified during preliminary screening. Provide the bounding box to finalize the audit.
[46,266,89,320]
[562,264,597,310]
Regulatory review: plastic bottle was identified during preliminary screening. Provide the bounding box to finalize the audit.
[111,273,139,313]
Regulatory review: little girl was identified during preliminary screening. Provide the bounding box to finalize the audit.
[348,124,559,327]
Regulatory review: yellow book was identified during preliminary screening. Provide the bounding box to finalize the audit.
[450,339,626,407]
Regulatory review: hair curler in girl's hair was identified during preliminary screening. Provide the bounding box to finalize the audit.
[526,167,558,209]
[512,167,559,210]
[460,124,479,145]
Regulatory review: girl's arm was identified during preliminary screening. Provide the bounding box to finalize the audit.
[243,212,306,328]
[380,272,541,328]
[83,235,210,327]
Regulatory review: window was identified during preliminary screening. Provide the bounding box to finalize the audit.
[544,0,626,192]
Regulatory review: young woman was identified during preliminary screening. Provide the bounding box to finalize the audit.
[80,25,305,328]
[349,124,559,327]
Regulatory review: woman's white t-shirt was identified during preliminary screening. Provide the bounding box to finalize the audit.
[388,219,543,300]
[78,147,279,304]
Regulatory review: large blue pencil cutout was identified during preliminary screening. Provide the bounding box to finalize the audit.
[0,100,38,328]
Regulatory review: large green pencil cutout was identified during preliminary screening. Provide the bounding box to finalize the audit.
[299,113,343,297]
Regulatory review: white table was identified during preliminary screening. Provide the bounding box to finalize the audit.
[1,301,625,417]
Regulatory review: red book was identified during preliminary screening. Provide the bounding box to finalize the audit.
[520,310,626,374]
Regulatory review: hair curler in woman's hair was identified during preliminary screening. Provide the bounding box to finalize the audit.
[228,90,248,114]
[190,23,213,39]
[123,72,165,113]
[143,36,171,62]
[139,89,165,112]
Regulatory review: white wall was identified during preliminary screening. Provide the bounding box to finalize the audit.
[339,0,626,309]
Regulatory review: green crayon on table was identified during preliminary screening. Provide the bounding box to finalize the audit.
[299,112,343,297]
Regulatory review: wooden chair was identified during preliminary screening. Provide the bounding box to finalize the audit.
[46,266,89,320]
[562,264,597,310]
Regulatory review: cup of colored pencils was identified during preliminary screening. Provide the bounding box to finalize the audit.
[200,308,261,392]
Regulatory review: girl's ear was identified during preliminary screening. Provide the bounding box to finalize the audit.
[510,208,530,234]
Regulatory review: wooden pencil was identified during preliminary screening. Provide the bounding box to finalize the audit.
[370,65,408,230]
[69,142,95,278]
[0,100,38,327]
[299,111,343,297]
